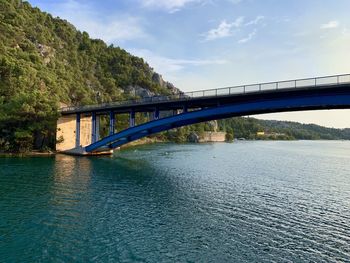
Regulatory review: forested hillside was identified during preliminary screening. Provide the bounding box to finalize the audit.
[218,118,350,140]
[163,117,350,143]
[0,0,178,151]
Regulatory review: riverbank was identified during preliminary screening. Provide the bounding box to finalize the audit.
[3,138,347,157]
[0,137,165,157]
[0,150,56,157]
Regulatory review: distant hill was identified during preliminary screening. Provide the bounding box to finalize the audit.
[217,117,350,140]
[0,0,178,151]
[161,117,350,143]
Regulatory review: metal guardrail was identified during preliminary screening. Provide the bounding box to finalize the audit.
[61,74,350,113]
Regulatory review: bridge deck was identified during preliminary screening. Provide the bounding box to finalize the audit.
[61,74,350,115]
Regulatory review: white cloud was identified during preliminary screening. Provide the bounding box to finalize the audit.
[246,16,265,26]
[203,17,244,41]
[140,0,202,13]
[320,20,339,29]
[48,0,147,42]
[238,29,257,43]
[129,48,227,76]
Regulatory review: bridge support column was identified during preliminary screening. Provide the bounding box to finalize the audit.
[109,111,115,136]
[96,115,100,141]
[183,105,188,113]
[153,108,160,120]
[130,109,135,127]
[92,112,97,143]
[75,113,81,147]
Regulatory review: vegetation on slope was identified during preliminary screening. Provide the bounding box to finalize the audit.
[160,117,350,143]
[0,0,175,152]
[219,117,350,141]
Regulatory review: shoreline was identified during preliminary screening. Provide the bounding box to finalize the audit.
[1,139,348,157]
[0,151,56,157]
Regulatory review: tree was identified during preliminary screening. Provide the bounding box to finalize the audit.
[0,0,176,152]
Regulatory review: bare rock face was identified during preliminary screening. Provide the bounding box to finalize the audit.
[207,120,218,132]
[125,85,156,98]
[125,73,181,99]
[152,72,181,95]
[37,44,55,65]
[152,73,165,87]
[165,81,181,95]
[188,132,200,143]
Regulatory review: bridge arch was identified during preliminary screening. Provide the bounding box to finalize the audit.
[85,89,350,152]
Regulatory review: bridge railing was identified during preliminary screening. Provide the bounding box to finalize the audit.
[61,73,350,113]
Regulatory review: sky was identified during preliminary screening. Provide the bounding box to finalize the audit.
[28,0,350,128]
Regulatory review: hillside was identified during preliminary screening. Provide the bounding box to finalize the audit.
[161,117,350,143]
[217,117,350,140]
[256,119,350,140]
[0,0,178,151]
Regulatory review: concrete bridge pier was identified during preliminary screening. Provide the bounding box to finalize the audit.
[75,113,81,148]
[109,111,115,135]
[152,107,160,120]
[56,113,113,156]
[183,105,188,113]
[92,112,100,143]
[130,109,135,127]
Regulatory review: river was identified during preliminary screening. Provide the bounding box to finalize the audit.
[1,141,350,262]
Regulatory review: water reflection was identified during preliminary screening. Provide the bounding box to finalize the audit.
[1,142,350,262]
[54,154,92,180]
[51,155,93,209]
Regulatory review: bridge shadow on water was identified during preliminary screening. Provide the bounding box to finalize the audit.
[2,142,350,261]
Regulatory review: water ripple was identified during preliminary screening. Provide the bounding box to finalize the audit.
[1,142,350,262]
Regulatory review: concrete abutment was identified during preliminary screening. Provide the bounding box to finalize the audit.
[56,114,113,156]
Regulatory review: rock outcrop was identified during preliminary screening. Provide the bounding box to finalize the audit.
[125,85,156,98]
[188,132,200,143]
[152,72,181,95]
[37,44,55,65]
[207,120,218,132]
[125,73,181,99]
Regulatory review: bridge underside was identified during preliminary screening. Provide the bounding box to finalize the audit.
[81,86,350,154]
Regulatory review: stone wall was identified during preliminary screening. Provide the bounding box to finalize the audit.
[199,132,226,142]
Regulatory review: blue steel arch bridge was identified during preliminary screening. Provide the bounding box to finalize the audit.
[59,74,350,155]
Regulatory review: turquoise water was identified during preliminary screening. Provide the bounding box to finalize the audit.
[1,141,350,262]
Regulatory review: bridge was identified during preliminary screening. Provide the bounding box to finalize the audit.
[56,74,350,155]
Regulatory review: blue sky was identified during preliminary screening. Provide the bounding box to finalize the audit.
[28,0,350,128]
